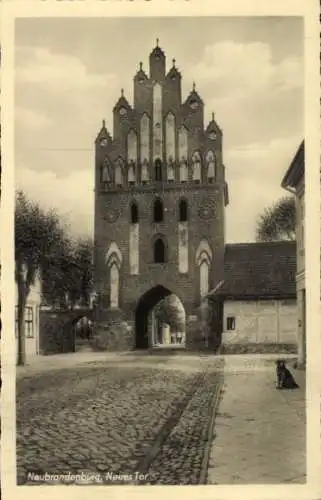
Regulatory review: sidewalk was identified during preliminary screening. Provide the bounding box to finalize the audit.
[207,356,306,484]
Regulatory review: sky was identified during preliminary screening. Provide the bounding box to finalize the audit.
[14,16,304,243]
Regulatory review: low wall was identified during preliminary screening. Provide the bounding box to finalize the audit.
[39,308,93,355]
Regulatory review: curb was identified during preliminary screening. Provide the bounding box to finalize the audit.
[133,371,207,485]
[198,368,225,484]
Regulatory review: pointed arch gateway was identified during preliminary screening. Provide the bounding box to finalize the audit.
[134,285,186,349]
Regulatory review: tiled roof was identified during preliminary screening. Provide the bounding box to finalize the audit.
[281,140,304,189]
[212,241,297,300]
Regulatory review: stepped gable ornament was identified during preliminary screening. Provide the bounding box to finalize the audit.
[103,201,121,223]
[208,113,217,140]
[198,198,217,220]
[98,120,110,147]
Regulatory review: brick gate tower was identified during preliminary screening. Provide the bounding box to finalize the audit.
[93,41,229,350]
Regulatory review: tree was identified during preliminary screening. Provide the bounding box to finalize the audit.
[256,196,296,242]
[40,235,73,309]
[154,295,185,333]
[15,191,69,365]
[41,237,93,309]
[66,238,93,308]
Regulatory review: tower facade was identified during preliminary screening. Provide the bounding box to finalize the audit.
[94,41,229,349]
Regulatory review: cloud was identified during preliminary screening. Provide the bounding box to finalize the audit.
[181,42,304,150]
[184,41,303,101]
[15,46,119,159]
[14,32,303,244]
[16,106,53,130]
[16,166,94,238]
[16,135,299,244]
[224,136,300,243]
[16,47,116,92]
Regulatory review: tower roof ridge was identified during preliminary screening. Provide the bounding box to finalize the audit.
[113,89,133,111]
[150,38,166,58]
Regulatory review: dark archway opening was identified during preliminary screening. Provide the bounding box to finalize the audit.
[135,285,172,349]
[179,199,188,222]
[154,238,165,263]
[73,315,93,352]
[131,202,139,223]
[153,199,164,222]
[155,159,162,181]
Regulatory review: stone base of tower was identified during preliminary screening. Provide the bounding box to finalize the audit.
[92,308,135,351]
[91,302,222,353]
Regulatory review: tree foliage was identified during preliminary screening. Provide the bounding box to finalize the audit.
[154,295,185,332]
[15,191,69,365]
[15,191,94,365]
[256,196,296,242]
[41,237,93,309]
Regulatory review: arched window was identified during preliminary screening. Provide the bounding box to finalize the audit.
[140,113,150,163]
[155,158,162,181]
[128,129,137,163]
[206,150,216,184]
[167,157,175,183]
[105,243,123,310]
[179,159,188,183]
[178,126,188,160]
[101,160,111,183]
[200,259,209,298]
[131,202,138,224]
[192,151,201,183]
[154,238,165,263]
[196,240,212,300]
[179,199,188,222]
[110,263,120,308]
[154,198,164,222]
[166,112,175,161]
[128,161,136,185]
[141,159,149,184]
[115,159,123,187]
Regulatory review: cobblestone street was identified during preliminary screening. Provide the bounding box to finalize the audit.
[16,354,223,485]
[16,353,306,486]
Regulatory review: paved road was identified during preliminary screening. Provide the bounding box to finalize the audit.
[16,353,305,485]
[16,354,223,485]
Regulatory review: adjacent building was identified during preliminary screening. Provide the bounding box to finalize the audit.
[15,272,41,359]
[211,241,297,351]
[281,140,305,367]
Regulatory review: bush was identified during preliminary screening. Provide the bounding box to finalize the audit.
[90,317,134,351]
